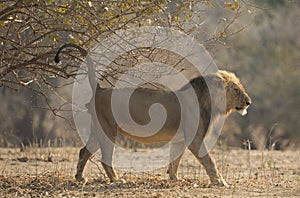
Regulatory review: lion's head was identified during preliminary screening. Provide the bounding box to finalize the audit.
[218,70,251,116]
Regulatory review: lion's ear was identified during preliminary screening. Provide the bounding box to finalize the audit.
[203,73,224,88]
[205,74,226,111]
[214,74,223,82]
[203,74,226,94]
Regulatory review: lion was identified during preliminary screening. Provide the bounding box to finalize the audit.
[55,44,251,187]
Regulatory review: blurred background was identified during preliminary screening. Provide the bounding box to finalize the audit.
[0,0,299,150]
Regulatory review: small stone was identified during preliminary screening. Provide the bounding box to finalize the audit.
[17,157,28,162]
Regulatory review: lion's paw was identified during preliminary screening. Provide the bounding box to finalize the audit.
[75,174,87,183]
[115,178,127,184]
[169,175,178,182]
[210,180,230,188]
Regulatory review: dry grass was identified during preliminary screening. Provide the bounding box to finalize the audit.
[0,147,299,197]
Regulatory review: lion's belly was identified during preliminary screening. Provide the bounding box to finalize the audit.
[118,128,179,144]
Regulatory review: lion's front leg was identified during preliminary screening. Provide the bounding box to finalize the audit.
[188,144,229,188]
[167,141,185,181]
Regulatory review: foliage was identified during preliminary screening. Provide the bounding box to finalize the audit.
[0,0,165,90]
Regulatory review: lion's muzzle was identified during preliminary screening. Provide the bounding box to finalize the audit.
[236,100,251,116]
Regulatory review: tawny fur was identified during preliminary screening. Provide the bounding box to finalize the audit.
[76,71,251,187]
[55,44,251,187]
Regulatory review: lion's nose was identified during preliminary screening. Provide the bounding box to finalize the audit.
[246,101,251,106]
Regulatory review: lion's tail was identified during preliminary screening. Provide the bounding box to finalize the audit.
[54,43,97,92]
[55,44,100,132]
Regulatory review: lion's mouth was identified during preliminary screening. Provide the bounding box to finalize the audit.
[235,106,248,116]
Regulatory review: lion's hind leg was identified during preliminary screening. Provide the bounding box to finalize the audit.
[167,141,185,181]
[75,135,99,182]
[100,138,119,182]
[97,124,119,182]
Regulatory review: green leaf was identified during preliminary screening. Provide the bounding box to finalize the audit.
[58,7,67,14]
[226,2,235,11]
[234,1,239,9]
[69,38,77,44]
[49,34,58,42]
[64,19,72,25]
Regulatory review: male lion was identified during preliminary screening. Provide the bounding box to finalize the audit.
[55,44,251,187]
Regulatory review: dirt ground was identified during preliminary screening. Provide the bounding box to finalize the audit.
[0,146,299,197]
